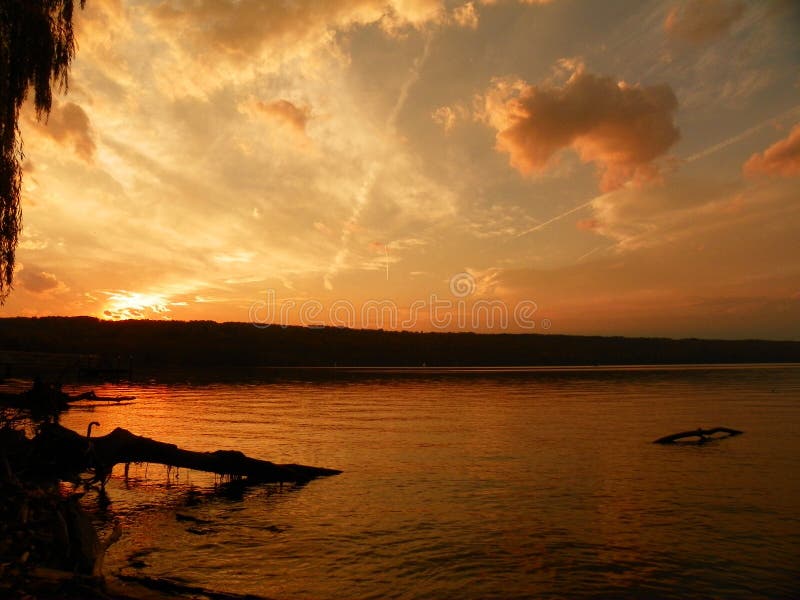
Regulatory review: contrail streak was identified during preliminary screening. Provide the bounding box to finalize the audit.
[685,105,800,163]
[325,32,434,289]
[517,198,595,237]
[575,244,607,263]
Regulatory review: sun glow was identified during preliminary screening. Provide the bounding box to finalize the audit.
[100,290,173,321]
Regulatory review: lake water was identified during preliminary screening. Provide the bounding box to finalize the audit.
[60,365,800,599]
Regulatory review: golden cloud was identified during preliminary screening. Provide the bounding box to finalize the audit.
[147,0,448,60]
[480,63,680,191]
[743,124,800,178]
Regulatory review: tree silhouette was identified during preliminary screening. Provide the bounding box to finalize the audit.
[0,0,85,303]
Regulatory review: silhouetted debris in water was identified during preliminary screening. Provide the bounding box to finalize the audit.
[0,379,135,424]
[653,427,744,444]
[35,423,342,486]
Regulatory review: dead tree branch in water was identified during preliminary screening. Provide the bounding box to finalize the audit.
[653,427,743,444]
[35,423,342,484]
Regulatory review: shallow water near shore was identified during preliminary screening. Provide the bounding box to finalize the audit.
[60,365,800,599]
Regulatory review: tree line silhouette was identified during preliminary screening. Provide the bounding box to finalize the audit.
[1,316,798,373]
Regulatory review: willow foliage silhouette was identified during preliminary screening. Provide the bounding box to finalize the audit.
[0,0,85,303]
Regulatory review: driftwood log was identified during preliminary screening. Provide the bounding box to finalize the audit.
[653,427,743,444]
[35,423,341,484]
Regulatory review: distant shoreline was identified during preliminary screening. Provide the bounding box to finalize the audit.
[252,362,800,372]
[128,362,800,383]
[1,317,799,382]
[4,363,799,388]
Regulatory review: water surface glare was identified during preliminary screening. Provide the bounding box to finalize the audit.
[61,366,800,598]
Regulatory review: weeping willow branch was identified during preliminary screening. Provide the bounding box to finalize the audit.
[0,0,86,302]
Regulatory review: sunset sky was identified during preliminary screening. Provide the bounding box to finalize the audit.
[4,0,799,339]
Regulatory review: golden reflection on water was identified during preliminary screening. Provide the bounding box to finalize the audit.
[59,366,800,599]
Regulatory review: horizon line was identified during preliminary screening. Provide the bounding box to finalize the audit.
[1,314,798,344]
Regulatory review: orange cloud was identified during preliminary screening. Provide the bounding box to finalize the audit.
[28,101,96,162]
[664,0,745,44]
[743,124,800,178]
[480,64,680,191]
[251,99,313,136]
[18,270,61,293]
